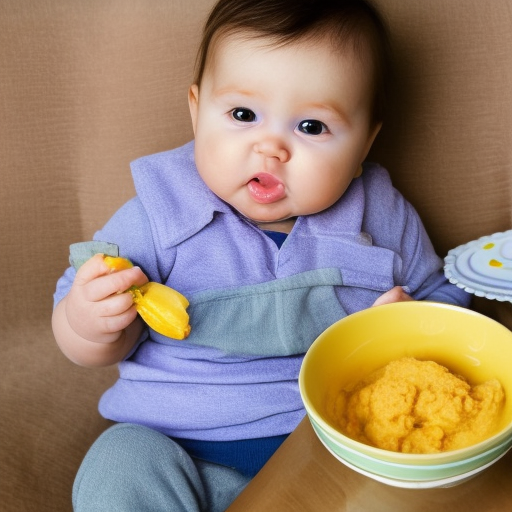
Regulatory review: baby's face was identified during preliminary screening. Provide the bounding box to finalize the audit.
[189,33,381,229]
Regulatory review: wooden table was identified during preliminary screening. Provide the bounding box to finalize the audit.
[226,417,512,512]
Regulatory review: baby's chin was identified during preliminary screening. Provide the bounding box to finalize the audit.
[238,210,297,226]
[251,217,299,235]
[231,204,292,224]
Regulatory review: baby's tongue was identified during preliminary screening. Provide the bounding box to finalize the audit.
[248,174,286,204]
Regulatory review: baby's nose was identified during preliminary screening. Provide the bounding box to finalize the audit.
[253,138,290,163]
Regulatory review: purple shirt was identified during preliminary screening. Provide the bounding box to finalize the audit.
[54,141,470,441]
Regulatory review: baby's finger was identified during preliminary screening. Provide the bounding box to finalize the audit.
[372,286,413,307]
[95,289,136,318]
[98,303,139,337]
[74,253,110,286]
[83,266,148,303]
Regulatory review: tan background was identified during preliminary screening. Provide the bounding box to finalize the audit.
[1,0,511,510]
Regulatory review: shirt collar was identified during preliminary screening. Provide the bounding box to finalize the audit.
[130,140,233,250]
[297,175,368,243]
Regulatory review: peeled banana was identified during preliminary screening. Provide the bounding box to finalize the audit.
[130,282,191,340]
[104,255,191,339]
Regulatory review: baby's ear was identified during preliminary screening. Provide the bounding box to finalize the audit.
[362,121,383,161]
[188,84,200,134]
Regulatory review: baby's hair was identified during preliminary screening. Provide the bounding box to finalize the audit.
[193,0,393,123]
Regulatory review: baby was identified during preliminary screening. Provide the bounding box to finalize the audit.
[52,0,471,510]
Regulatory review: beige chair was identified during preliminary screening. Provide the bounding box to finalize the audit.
[1,1,511,510]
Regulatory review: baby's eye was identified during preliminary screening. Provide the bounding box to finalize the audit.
[298,119,328,136]
[231,108,257,123]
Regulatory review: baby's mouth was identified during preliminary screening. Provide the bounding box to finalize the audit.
[247,173,286,204]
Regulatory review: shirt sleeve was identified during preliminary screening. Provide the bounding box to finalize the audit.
[399,204,471,306]
[53,196,173,308]
[361,167,471,308]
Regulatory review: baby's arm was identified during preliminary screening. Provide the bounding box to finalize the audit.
[52,254,149,367]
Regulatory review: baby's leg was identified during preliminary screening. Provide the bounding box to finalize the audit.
[72,423,249,512]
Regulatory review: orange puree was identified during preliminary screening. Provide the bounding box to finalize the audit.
[328,357,505,453]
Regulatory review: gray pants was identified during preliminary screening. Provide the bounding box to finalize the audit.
[73,424,250,512]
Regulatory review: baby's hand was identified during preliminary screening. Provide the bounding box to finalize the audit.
[372,286,413,307]
[65,254,148,344]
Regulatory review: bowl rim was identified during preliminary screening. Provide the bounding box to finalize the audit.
[299,301,512,464]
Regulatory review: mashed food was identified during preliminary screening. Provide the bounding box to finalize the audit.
[328,357,505,453]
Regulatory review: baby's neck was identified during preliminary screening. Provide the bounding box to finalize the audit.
[257,218,296,234]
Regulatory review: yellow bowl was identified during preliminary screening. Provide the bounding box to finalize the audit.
[299,302,512,487]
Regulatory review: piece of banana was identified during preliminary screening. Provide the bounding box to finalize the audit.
[103,255,134,272]
[130,282,191,340]
[104,255,191,339]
